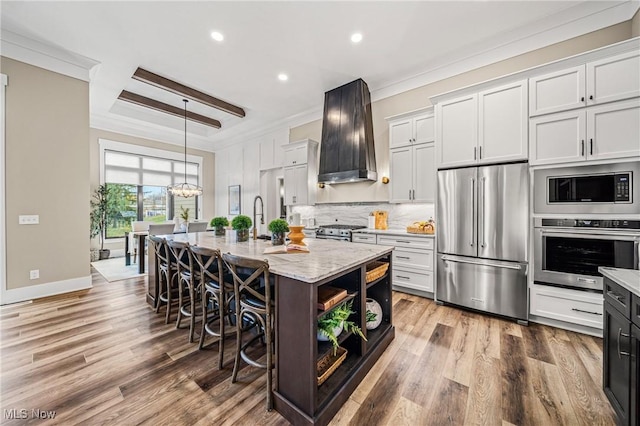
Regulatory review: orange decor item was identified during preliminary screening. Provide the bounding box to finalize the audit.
[374,210,388,230]
[287,225,306,246]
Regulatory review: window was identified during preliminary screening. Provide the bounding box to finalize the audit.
[100,140,203,238]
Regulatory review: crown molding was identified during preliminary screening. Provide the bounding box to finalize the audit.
[371,1,639,102]
[208,1,639,151]
[0,29,99,82]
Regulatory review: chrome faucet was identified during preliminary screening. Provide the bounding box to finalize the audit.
[253,195,264,240]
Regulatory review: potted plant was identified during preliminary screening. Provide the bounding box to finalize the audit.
[317,300,366,355]
[90,184,119,260]
[268,218,289,245]
[231,215,252,242]
[210,216,229,236]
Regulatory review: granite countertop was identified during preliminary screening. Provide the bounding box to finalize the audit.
[599,267,640,297]
[352,228,435,238]
[165,232,393,284]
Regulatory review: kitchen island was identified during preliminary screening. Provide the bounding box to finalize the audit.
[147,233,395,426]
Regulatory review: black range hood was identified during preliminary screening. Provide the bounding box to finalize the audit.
[318,78,377,184]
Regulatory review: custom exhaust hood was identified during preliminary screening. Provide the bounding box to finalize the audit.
[318,78,377,184]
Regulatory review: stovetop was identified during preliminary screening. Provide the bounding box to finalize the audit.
[318,224,367,230]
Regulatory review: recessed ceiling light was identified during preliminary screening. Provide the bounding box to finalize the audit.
[278,73,288,81]
[351,33,363,43]
[210,31,224,42]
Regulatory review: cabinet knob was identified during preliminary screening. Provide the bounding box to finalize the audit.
[589,95,594,100]
[580,97,585,102]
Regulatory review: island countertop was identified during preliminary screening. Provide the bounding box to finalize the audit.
[164,232,394,283]
[599,266,640,297]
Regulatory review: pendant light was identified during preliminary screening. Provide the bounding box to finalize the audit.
[168,99,203,198]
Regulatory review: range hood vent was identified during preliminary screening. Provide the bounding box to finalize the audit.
[318,78,377,184]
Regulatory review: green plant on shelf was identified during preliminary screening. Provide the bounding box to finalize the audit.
[318,300,366,355]
[366,310,377,323]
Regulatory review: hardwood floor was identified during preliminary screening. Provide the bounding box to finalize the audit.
[0,270,616,425]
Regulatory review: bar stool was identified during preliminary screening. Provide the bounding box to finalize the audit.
[191,246,235,369]
[149,236,178,323]
[222,253,275,411]
[168,240,201,343]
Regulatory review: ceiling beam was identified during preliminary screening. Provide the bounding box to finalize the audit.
[118,90,222,129]
[132,67,246,118]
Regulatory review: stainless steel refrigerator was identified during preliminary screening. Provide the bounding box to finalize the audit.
[436,162,529,323]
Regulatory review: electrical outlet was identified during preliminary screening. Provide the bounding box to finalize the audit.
[19,215,39,225]
[30,269,39,280]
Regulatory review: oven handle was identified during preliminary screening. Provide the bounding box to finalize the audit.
[539,230,640,241]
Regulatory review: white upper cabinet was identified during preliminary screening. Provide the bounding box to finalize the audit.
[587,99,640,162]
[529,66,585,116]
[530,98,640,165]
[436,94,477,168]
[529,50,640,117]
[389,110,434,149]
[478,80,528,164]
[587,50,640,105]
[437,80,527,169]
[283,139,318,206]
[387,108,436,204]
[283,143,307,166]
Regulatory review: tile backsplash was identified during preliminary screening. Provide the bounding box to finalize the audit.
[290,203,435,229]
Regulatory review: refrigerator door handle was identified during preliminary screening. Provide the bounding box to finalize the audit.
[470,177,475,247]
[441,255,523,271]
[481,177,486,248]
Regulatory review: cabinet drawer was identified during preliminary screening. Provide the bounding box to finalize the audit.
[351,233,376,244]
[393,248,433,272]
[604,277,631,318]
[392,269,433,293]
[378,235,433,250]
[530,284,603,329]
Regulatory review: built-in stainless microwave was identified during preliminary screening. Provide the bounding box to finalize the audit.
[534,162,640,215]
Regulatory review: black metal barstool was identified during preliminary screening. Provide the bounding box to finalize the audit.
[191,246,235,369]
[222,253,275,411]
[168,240,201,343]
[149,235,178,323]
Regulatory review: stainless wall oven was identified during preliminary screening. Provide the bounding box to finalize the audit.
[534,162,639,215]
[534,218,640,292]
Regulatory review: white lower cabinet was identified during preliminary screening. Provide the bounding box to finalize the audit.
[377,235,434,295]
[351,233,376,245]
[530,284,603,330]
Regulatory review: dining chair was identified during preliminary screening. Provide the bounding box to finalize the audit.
[190,246,235,369]
[187,221,208,233]
[222,253,275,410]
[130,221,149,263]
[149,235,178,323]
[149,223,177,235]
[168,240,201,343]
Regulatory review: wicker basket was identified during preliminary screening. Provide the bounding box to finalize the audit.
[317,346,347,385]
[366,261,389,283]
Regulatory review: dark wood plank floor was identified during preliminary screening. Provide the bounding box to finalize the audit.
[0,269,616,425]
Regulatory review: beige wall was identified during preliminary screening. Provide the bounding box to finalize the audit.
[89,128,215,250]
[290,21,634,203]
[2,57,90,290]
[633,8,640,37]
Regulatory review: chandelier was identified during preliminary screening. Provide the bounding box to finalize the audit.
[168,99,203,198]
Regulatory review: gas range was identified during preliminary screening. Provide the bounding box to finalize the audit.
[316,224,367,241]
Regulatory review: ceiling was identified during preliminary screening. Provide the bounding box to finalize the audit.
[1,1,638,152]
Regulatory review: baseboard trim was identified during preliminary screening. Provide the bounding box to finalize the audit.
[1,276,92,305]
[529,314,602,338]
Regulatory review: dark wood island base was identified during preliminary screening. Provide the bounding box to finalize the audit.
[274,255,394,426]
